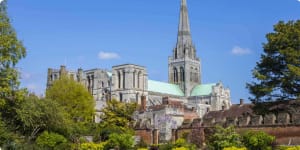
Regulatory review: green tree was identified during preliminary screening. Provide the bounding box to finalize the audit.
[0,0,26,147]
[98,99,137,141]
[247,20,300,103]
[46,76,95,123]
[0,0,26,108]
[16,94,70,140]
[242,131,275,150]
[207,125,243,150]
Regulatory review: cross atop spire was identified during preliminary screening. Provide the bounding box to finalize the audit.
[177,0,192,48]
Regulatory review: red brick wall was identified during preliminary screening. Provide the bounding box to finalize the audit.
[135,129,152,145]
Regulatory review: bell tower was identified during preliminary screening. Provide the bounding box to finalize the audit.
[168,0,201,96]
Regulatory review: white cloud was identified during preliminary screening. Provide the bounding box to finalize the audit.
[298,0,300,2]
[98,51,120,60]
[21,72,31,80]
[231,46,252,55]
[0,0,4,3]
[26,83,38,91]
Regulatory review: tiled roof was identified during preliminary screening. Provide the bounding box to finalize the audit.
[191,83,216,96]
[147,80,184,96]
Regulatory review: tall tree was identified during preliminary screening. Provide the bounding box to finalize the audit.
[46,75,95,123]
[0,0,26,108]
[247,20,300,103]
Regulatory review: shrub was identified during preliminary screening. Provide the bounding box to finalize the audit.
[223,146,247,150]
[79,142,106,150]
[242,131,275,150]
[36,131,67,149]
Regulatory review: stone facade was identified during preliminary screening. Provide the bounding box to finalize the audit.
[46,0,232,142]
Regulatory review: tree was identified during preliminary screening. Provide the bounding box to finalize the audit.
[247,20,300,103]
[242,131,275,150]
[16,94,70,140]
[98,99,137,141]
[0,0,26,108]
[46,76,95,123]
[207,125,243,150]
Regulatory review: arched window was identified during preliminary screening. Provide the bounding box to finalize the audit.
[136,93,139,103]
[173,68,178,83]
[133,71,136,88]
[101,81,104,88]
[175,50,178,59]
[138,71,142,89]
[119,93,123,102]
[123,70,125,89]
[118,72,121,89]
[180,67,185,82]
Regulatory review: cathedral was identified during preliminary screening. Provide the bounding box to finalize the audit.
[47,0,231,142]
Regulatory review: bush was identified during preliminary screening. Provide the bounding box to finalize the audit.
[104,133,134,150]
[242,131,275,150]
[36,131,68,149]
[79,142,106,150]
[278,146,300,150]
[223,146,247,150]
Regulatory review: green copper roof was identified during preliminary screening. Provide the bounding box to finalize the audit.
[106,72,112,77]
[191,83,216,96]
[148,80,184,96]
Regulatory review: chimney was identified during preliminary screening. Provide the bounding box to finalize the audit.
[141,95,146,112]
[240,99,244,105]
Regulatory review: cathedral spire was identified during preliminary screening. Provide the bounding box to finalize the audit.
[177,0,192,48]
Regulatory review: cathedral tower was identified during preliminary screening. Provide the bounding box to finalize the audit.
[168,0,201,96]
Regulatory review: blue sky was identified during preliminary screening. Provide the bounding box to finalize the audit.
[6,0,300,104]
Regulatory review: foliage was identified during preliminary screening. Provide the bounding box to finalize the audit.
[223,146,247,150]
[278,146,300,150]
[0,0,26,134]
[16,94,69,140]
[242,131,275,150]
[173,138,196,150]
[46,75,95,123]
[97,99,137,141]
[36,131,68,149]
[79,142,106,150]
[172,147,189,150]
[247,20,300,103]
[104,133,134,150]
[207,125,243,150]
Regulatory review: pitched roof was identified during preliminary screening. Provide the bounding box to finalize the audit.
[191,83,216,96]
[147,80,184,96]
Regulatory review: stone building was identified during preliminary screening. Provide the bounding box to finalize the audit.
[46,0,232,142]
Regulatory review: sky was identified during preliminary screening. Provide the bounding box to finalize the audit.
[5,0,300,104]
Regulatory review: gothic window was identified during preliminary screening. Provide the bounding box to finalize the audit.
[138,71,142,89]
[133,71,136,88]
[136,93,139,103]
[180,67,185,82]
[118,72,121,89]
[102,81,104,88]
[123,70,125,89]
[175,49,178,59]
[119,93,123,102]
[190,72,193,82]
[108,80,110,87]
[173,68,178,83]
